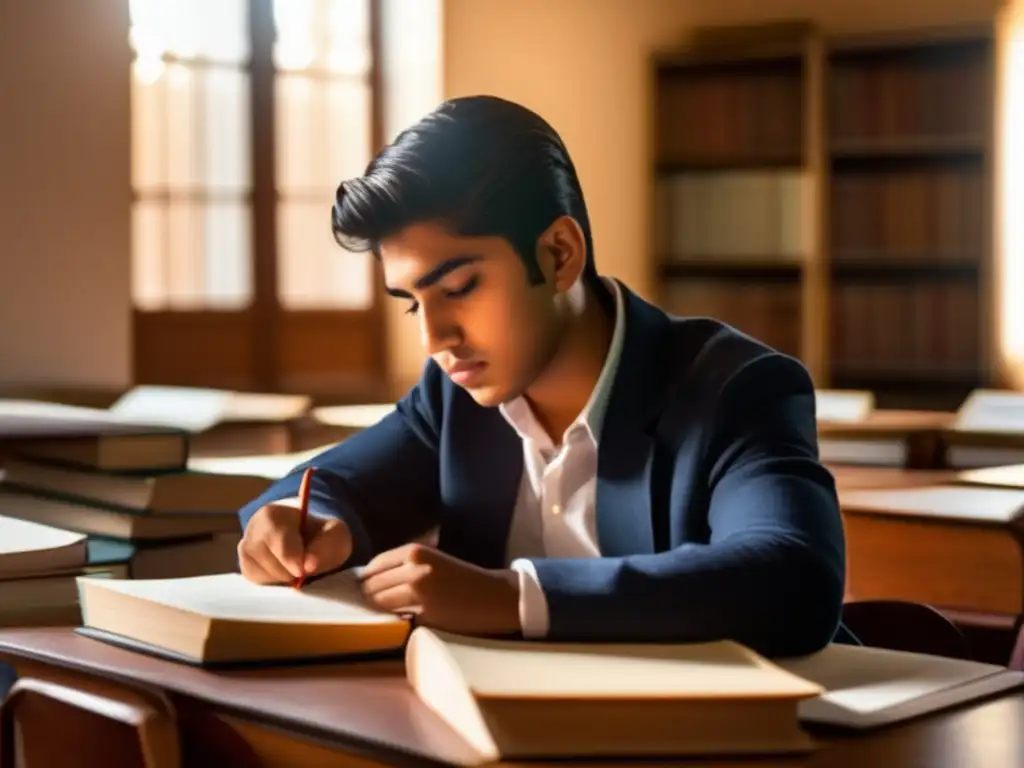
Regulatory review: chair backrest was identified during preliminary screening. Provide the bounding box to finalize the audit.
[842,599,973,660]
[0,676,179,768]
[1010,622,1024,671]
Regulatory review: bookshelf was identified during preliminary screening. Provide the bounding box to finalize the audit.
[652,23,996,410]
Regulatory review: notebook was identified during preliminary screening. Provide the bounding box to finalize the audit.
[777,643,1024,728]
[76,570,411,665]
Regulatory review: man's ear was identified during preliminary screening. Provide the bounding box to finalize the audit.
[536,215,587,292]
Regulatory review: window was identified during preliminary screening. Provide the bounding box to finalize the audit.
[127,0,375,312]
[273,0,375,309]
[129,0,253,309]
[999,0,1024,388]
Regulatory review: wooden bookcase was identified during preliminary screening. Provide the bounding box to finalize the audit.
[652,22,996,410]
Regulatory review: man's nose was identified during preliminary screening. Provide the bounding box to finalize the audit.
[420,306,463,357]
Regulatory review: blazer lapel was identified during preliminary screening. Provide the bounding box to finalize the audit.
[437,399,523,569]
[596,287,673,558]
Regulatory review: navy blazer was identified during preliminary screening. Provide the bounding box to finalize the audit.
[239,284,846,657]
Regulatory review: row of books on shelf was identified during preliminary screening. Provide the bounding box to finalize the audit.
[657,67,804,164]
[654,170,810,261]
[661,282,803,359]
[829,53,987,143]
[831,166,986,261]
[831,281,979,374]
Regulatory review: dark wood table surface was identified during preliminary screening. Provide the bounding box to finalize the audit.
[1,627,1023,767]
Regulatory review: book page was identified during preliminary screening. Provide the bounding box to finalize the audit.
[225,392,312,422]
[0,515,86,557]
[109,386,232,433]
[312,404,395,428]
[187,445,329,479]
[77,570,403,625]
[408,629,821,700]
[842,485,1024,523]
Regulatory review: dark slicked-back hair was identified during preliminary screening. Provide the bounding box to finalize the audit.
[331,95,598,287]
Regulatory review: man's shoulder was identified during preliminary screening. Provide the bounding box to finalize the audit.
[657,313,814,407]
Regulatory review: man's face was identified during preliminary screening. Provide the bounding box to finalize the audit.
[379,223,560,407]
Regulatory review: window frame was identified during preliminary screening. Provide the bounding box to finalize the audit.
[131,0,387,399]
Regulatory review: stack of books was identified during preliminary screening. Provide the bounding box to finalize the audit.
[0,399,278,625]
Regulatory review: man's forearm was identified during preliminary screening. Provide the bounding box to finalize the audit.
[528,535,843,657]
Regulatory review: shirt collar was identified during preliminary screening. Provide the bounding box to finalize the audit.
[499,277,626,446]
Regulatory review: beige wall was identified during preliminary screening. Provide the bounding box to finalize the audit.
[0,0,1000,395]
[0,0,132,390]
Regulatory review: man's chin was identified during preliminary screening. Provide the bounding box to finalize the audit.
[460,382,510,408]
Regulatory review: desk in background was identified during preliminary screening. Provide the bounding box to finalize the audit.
[839,483,1024,664]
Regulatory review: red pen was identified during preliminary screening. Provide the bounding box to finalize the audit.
[293,466,315,589]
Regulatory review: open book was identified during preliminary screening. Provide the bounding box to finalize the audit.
[406,628,820,759]
[76,570,410,664]
[1,515,87,577]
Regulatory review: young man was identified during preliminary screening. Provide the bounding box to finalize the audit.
[236,95,846,658]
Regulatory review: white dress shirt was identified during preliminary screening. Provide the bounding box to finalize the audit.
[501,278,626,638]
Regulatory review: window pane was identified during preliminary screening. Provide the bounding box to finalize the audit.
[278,199,373,309]
[327,78,372,182]
[204,201,253,307]
[132,200,166,309]
[166,201,204,308]
[203,68,251,191]
[165,63,199,190]
[276,75,371,193]
[275,74,317,192]
[198,0,250,63]
[131,63,166,191]
[327,0,371,75]
[273,0,370,74]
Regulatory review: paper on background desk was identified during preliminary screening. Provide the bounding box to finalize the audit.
[109,386,312,433]
[779,643,1024,728]
[187,445,330,479]
[815,389,875,423]
[954,389,1024,433]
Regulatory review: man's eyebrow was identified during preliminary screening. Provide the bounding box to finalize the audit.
[385,254,483,297]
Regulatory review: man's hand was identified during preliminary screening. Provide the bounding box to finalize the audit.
[359,544,521,636]
[238,500,353,584]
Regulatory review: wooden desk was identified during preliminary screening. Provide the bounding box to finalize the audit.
[818,410,953,469]
[828,466,957,492]
[839,484,1024,664]
[2,628,1024,767]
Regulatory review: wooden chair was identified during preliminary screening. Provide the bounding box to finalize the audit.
[0,676,180,768]
[1009,621,1024,671]
[842,599,973,660]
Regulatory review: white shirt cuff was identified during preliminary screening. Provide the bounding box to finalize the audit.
[509,558,549,638]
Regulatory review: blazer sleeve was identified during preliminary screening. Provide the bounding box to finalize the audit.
[236,364,444,566]
[528,353,846,658]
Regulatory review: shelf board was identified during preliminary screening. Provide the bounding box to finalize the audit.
[657,154,804,173]
[831,368,982,389]
[660,260,803,282]
[831,259,979,280]
[830,134,986,160]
